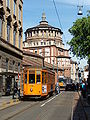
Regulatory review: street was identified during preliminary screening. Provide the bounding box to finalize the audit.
[0,91,76,120]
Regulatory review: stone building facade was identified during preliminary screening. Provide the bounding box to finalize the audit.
[0,0,23,96]
[70,60,79,83]
[23,13,71,81]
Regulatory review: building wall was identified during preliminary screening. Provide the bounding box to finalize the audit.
[0,0,23,96]
[1,0,23,49]
[23,13,71,80]
[71,62,79,83]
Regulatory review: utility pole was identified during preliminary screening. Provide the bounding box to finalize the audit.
[57,61,58,81]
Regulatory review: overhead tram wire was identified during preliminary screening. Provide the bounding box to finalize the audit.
[52,0,67,46]
[53,0,62,30]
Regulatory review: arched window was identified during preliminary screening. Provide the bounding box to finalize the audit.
[7,0,10,8]
[13,26,17,46]
[7,20,10,42]
[14,0,16,16]
[13,21,17,46]
[7,14,12,42]
[19,5,21,21]
[19,31,21,48]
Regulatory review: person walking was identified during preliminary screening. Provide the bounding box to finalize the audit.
[12,81,18,99]
[81,80,86,98]
[76,82,79,91]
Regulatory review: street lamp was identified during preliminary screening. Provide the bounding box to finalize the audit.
[57,60,59,81]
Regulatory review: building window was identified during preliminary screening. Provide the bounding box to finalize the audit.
[55,32,56,37]
[19,5,21,21]
[14,0,16,16]
[7,0,10,8]
[44,42,46,45]
[49,41,51,45]
[37,42,38,45]
[6,58,9,72]
[13,60,15,71]
[18,63,20,73]
[7,21,10,42]
[34,42,35,45]
[19,31,21,48]
[0,18,2,37]
[41,42,43,45]
[13,26,16,46]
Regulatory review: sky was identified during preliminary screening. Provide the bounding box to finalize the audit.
[23,0,90,69]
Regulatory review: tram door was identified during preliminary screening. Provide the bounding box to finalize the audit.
[28,70,41,95]
[23,70,42,95]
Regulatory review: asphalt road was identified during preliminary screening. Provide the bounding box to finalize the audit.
[0,91,75,120]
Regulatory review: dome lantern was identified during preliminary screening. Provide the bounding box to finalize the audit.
[42,12,46,21]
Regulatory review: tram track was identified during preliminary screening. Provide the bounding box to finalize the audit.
[0,101,39,120]
[1,94,58,120]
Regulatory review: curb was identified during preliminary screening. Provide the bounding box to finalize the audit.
[0,99,20,110]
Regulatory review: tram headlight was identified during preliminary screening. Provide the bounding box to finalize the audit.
[30,88,33,92]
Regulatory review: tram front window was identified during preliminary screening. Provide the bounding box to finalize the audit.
[29,74,35,84]
[36,71,41,83]
[37,75,40,83]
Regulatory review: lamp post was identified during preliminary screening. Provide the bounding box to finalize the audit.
[57,61,58,81]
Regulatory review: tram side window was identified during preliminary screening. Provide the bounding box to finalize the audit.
[25,74,27,84]
[42,72,44,84]
[29,74,35,84]
[36,71,41,83]
[45,72,47,83]
[37,74,40,83]
[42,72,47,84]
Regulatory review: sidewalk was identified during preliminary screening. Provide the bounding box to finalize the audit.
[72,91,90,120]
[0,95,20,110]
[79,92,90,120]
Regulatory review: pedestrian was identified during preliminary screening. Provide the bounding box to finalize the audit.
[12,81,18,99]
[81,80,86,98]
[17,87,20,99]
[76,83,79,91]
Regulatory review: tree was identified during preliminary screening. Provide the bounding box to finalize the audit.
[68,15,90,84]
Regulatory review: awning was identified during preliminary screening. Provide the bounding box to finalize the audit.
[0,72,18,76]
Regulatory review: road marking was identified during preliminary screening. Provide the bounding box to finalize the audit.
[41,92,62,107]
[41,96,56,107]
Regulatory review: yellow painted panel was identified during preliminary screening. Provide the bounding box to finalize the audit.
[59,82,63,87]
[24,84,42,95]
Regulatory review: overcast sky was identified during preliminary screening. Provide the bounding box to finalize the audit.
[23,0,90,68]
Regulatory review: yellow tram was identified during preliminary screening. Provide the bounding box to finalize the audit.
[22,67,55,98]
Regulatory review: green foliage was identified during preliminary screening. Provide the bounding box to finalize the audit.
[68,16,90,60]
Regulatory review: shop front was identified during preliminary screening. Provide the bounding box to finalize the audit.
[0,72,18,96]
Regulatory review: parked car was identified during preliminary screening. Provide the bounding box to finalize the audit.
[65,83,76,91]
